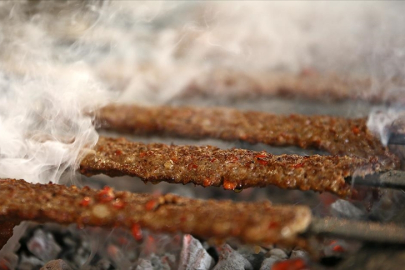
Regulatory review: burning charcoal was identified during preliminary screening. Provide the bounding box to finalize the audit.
[136,259,153,270]
[323,240,349,257]
[213,244,253,270]
[0,253,18,270]
[40,260,72,270]
[97,104,398,166]
[259,248,289,270]
[79,137,389,197]
[330,200,367,220]
[178,234,214,270]
[271,258,308,270]
[27,229,61,262]
[260,257,280,270]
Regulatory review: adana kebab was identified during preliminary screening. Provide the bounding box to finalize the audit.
[80,137,389,197]
[97,104,398,168]
[0,179,311,248]
[2,179,405,252]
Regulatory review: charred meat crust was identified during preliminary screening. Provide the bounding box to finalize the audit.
[79,137,389,197]
[0,179,311,246]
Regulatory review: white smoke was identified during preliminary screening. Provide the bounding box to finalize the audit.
[0,2,110,184]
[1,1,405,185]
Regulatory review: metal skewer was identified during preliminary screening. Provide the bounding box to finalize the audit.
[388,133,405,145]
[307,217,405,244]
[350,170,405,190]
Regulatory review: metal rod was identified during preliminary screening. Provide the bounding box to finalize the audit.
[388,133,405,145]
[350,170,405,190]
[308,217,405,244]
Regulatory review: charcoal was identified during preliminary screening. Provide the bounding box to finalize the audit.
[149,253,171,270]
[259,248,290,270]
[213,244,253,270]
[178,234,214,270]
[40,260,72,270]
[290,249,308,259]
[95,259,112,270]
[330,200,367,220]
[237,246,266,269]
[260,257,280,270]
[0,253,18,270]
[27,229,61,262]
[136,259,153,270]
[269,248,288,259]
[17,255,43,270]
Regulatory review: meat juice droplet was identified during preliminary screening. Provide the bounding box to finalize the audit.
[223,180,237,190]
[203,178,212,187]
[352,126,360,135]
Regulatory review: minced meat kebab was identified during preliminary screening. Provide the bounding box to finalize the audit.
[80,137,389,197]
[0,179,311,249]
[98,104,398,169]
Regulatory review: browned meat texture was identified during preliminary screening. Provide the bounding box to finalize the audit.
[0,179,311,246]
[80,137,387,197]
[98,104,398,168]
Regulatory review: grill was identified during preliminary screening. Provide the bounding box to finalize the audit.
[1,100,405,269]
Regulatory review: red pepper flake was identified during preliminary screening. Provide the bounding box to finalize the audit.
[332,245,345,253]
[272,258,307,270]
[229,156,239,162]
[131,223,143,241]
[210,158,217,163]
[352,126,360,135]
[80,196,91,207]
[255,153,268,165]
[97,186,115,203]
[223,180,237,190]
[145,199,159,211]
[115,150,123,155]
[293,163,304,169]
[255,153,267,159]
[203,178,212,187]
[256,159,268,165]
[187,164,198,170]
[112,198,126,209]
[139,152,147,158]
